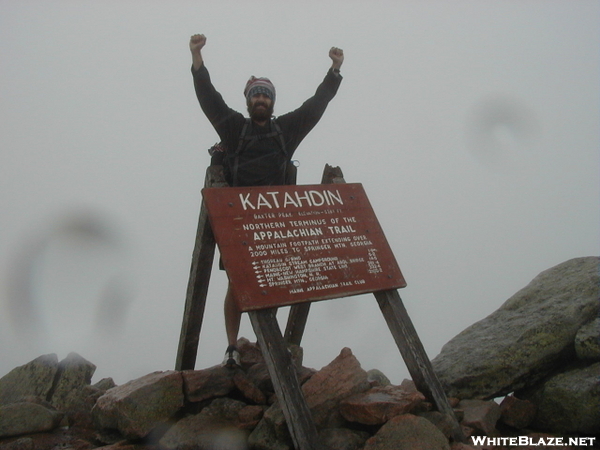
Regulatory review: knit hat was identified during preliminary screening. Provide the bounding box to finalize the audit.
[244,76,276,102]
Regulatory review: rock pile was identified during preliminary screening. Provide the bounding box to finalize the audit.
[0,347,568,450]
[0,257,598,450]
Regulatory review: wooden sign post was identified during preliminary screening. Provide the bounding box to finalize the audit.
[177,165,465,448]
[176,166,228,372]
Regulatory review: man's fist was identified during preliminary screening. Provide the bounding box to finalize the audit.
[329,47,344,69]
[190,34,207,53]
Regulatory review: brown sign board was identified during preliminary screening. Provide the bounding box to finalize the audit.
[202,183,406,312]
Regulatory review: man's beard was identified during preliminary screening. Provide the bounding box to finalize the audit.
[248,102,274,122]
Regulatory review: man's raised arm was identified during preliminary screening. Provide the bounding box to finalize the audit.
[190,34,206,71]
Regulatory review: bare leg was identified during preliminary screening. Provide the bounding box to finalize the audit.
[224,282,241,347]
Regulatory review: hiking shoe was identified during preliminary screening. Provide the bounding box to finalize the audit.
[222,345,240,368]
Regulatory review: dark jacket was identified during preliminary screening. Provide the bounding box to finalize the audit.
[192,63,342,186]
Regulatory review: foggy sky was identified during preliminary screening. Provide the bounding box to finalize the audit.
[1,1,598,385]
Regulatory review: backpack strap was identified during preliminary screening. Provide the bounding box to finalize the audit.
[271,119,287,157]
[232,119,251,186]
[231,118,289,186]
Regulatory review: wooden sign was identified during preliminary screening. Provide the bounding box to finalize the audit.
[202,183,406,311]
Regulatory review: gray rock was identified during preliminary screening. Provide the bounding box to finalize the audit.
[0,402,63,438]
[575,317,599,360]
[50,352,96,412]
[159,414,248,450]
[0,354,58,405]
[417,411,460,439]
[363,414,450,450]
[432,257,599,399]
[92,370,184,440]
[0,437,34,450]
[367,369,391,387]
[518,362,600,435]
[247,414,291,450]
[247,400,293,450]
[93,377,116,391]
[200,397,248,424]
[319,427,370,450]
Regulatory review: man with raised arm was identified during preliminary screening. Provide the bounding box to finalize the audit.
[189,33,344,366]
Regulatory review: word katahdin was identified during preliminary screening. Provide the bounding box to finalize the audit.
[239,189,344,211]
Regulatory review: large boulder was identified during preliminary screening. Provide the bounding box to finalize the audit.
[318,428,370,450]
[247,413,292,450]
[0,402,63,438]
[0,353,101,434]
[182,365,236,403]
[159,397,263,449]
[363,414,450,450]
[92,370,184,440]
[574,317,600,360]
[432,257,599,399]
[0,354,58,405]
[49,352,96,412]
[302,347,371,428]
[517,362,600,435]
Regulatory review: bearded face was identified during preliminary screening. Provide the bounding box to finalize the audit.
[247,95,274,122]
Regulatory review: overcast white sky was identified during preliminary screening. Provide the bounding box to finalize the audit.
[1,1,598,385]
